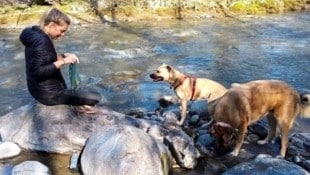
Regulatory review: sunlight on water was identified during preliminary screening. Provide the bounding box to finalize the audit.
[0,12,310,175]
[0,13,310,115]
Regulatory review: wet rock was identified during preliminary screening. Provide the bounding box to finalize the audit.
[80,125,173,175]
[197,133,214,148]
[288,133,310,158]
[158,95,179,108]
[126,109,145,118]
[163,111,179,126]
[0,142,21,159]
[248,122,268,139]
[302,160,310,171]
[189,114,200,126]
[223,154,309,175]
[147,124,165,142]
[164,129,200,169]
[12,161,50,175]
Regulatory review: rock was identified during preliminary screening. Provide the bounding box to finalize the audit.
[0,102,142,154]
[246,133,260,143]
[12,161,50,175]
[147,124,165,142]
[80,125,173,175]
[197,133,214,148]
[0,142,21,159]
[288,133,310,158]
[303,160,310,171]
[248,122,268,139]
[164,129,200,169]
[189,114,200,126]
[223,154,309,175]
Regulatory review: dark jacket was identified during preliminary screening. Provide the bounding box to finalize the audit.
[20,26,67,104]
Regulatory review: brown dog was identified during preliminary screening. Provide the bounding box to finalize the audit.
[150,64,227,125]
[208,80,310,157]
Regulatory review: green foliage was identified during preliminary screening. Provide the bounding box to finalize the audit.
[119,5,139,16]
[228,0,305,14]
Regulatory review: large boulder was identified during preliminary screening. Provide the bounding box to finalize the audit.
[223,154,309,175]
[0,102,137,154]
[81,125,173,175]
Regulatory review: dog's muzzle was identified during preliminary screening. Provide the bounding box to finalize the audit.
[150,74,163,82]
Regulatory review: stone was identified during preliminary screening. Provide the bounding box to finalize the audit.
[12,161,50,175]
[80,125,173,175]
[0,142,21,159]
[223,154,310,175]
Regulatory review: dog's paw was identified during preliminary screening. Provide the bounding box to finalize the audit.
[230,150,239,157]
[275,155,284,159]
[176,121,183,126]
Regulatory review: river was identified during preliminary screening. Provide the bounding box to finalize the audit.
[0,11,309,174]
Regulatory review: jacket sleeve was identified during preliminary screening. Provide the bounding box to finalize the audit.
[29,39,59,80]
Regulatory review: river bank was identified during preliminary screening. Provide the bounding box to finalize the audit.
[0,1,310,29]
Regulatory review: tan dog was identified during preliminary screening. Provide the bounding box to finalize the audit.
[150,64,227,125]
[208,80,310,157]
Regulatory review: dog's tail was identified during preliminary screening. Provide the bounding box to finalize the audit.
[300,94,310,118]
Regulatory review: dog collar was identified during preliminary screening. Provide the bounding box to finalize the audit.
[173,76,197,101]
[173,76,188,90]
[190,77,197,101]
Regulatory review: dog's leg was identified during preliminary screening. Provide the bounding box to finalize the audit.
[258,113,277,145]
[231,122,247,157]
[272,105,297,157]
[178,100,188,126]
[278,119,292,157]
[197,118,214,130]
[277,111,296,157]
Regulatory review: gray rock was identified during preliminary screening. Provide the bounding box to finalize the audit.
[288,133,310,158]
[223,154,310,175]
[0,142,21,159]
[12,161,50,175]
[164,129,200,169]
[0,103,136,154]
[80,125,173,175]
[197,133,214,148]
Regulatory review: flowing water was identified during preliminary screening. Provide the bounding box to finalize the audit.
[0,11,309,174]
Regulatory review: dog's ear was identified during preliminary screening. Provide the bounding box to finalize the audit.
[166,65,172,72]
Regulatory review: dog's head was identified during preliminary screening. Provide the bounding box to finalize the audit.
[301,94,310,118]
[211,121,236,155]
[211,122,236,151]
[149,64,173,82]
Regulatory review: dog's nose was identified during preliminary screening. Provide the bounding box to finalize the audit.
[150,74,154,78]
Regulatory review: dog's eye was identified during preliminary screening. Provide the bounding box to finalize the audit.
[302,97,308,103]
[156,70,160,73]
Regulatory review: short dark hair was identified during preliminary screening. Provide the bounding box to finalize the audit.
[39,7,71,27]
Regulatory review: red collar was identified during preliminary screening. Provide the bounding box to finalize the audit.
[190,77,197,101]
[173,76,188,90]
[173,76,197,101]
